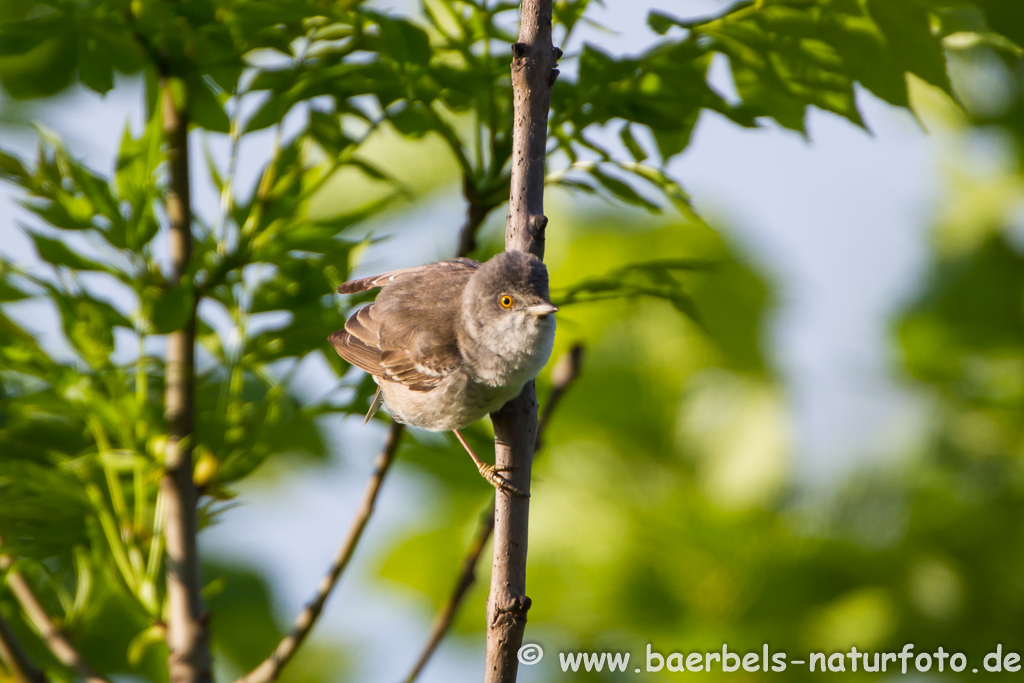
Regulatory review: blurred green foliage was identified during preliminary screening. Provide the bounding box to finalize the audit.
[0,0,1022,681]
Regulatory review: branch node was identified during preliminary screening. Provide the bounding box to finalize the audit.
[528,214,548,249]
[492,594,531,628]
[552,46,563,61]
[511,42,528,59]
[549,68,560,86]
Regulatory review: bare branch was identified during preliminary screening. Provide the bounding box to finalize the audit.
[485,0,558,680]
[409,345,581,683]
[0,542,108,683]
[0,610,47,683]
[159,76,213,683]
[236,422,404,683]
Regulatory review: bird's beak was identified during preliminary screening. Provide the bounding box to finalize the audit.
[526,301,559,317]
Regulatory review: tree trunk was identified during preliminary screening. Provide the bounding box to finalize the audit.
[159,77,213,683]
[483,1,558,680]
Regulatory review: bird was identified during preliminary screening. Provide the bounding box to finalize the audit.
[328,250,557,496]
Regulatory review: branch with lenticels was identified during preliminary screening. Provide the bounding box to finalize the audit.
[485,0,560,678]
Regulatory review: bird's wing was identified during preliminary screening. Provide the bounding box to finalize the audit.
[328,305,461,391]
[337,258,479,294]
[330,259,477,391]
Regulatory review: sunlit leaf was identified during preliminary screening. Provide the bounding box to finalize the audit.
[27,232,109,272]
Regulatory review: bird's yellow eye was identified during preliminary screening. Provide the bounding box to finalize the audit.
[499,294,514,309]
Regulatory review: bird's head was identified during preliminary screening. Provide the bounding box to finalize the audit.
[461,251,557,360]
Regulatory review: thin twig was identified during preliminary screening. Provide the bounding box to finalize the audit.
[405,344,582,683]
[404,509,495,683]
[0,542,108,683]
[0,610,47,683]
[235,422,404,683]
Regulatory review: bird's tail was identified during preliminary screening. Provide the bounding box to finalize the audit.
[363,386,384,425]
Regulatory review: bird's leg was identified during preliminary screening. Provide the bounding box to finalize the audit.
[452,429,528,497]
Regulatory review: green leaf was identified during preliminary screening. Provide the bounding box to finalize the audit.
[868,0,952,95]
[374,14,432,65]
[647,10,687,35]
[65,159,124,229]
[619,162,695,216]
[148,284,195,335]
[189,76,231,133]
[0,26,40,56]
[127,625,165,666]
[307,110,353,156]
[28,232,109,271]
[554,0,600,38]
[554,257,715,311]
[0,18,77,99]
[203,139,225,193]
[972,0,1024,48]
[588,166,661,212]
[244,95,285,133]
[899,236,1024,381]
[0,272,29,302]
[78,32,115,95]
[390,104,433,139]
[47,287,131,366]
[619,124,648,162]
[0,148,29,181]
[552,177,599,194]
[22,198,95,232]
[204,563,285,671]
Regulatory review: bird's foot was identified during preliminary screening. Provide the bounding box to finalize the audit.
[476,463,529,498]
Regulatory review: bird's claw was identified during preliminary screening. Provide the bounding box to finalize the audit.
[477,463,529,497]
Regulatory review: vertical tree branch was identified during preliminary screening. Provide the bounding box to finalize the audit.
[484,1,558,681]
[159,76,212,683]
[235,423,404,683]
[407,344,581,683]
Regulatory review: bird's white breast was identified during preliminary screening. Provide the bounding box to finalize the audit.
[380,314,555,432]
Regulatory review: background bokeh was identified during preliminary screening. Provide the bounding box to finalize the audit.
[2,0,1024,681]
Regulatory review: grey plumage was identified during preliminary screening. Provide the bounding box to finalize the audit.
[329,251,557,433]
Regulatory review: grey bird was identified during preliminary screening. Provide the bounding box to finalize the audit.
[329,251,557,495]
